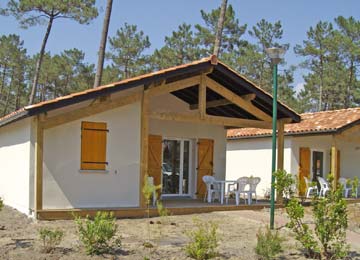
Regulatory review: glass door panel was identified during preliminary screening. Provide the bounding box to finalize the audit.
[162,140,180,194]
[182,140,190,194]
[312,151,324,181]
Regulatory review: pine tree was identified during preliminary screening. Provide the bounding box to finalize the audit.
[0,0,98,105]
[106,23,151,79]
[151,23,205,70]
[93,0,113,88]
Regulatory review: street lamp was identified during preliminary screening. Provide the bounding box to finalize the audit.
[265,47,286,230]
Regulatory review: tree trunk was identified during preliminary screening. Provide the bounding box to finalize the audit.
[345,59,354,108]
[0,63,7,98]
[3,71,14,116]
[28,14,54,105]
[93,0,113,88]
[213,0,227,57]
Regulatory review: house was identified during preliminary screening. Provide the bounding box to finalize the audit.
[226,108,360,196]
[0,55,300,219]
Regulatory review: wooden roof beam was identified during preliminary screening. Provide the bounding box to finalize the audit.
[149,112,272,129]
[189,93,256,110]
[206,77,272,122]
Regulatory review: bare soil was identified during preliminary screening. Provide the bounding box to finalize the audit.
[0,204,359,260]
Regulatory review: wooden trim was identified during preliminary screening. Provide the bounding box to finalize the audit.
[331,145,338,188]
[206,77,272,122]
[36,203,285,220]
[146,75,201,97]
[41,92,142,129]
[189,94,256,110]
[139,89,149,208]
[149,112,272,129]
[277,120,285,170]
[35,115,44,216]
[199,74,206,119]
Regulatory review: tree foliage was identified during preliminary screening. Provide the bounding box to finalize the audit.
[0,4,360,116]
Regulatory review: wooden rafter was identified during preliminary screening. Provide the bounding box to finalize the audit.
[189,93,256,110]
[206,77,272,122]
[149,112,272,129]
[199,74,206,119]
[146,75,201,97]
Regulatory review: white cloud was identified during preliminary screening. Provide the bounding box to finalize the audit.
[294,82,305,94]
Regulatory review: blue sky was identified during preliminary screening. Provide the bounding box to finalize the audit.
[1,0,360,91]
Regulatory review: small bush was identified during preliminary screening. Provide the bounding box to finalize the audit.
[185,219,219,260]
[75,211,121,255]
[0,197,3,211]
[255,226,283,260]
[352,176,359,198]
[273,170,295,203]
[39,228,64,253]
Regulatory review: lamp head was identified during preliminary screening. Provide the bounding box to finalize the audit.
[265,47,286,64]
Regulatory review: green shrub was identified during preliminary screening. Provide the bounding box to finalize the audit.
[39,228,64,253]
[285,198,320,258]
[286,173,350,259]
[255,226,283,260]
[0,197,3,211]
[185,219,219,260]
[313,180,349,259]
[273,170,295,202]
[75,211,121,255]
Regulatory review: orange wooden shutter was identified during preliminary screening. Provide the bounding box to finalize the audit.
[81,121,108,170]
[197,139,214,197]
[148,135,163,192]
[336,150,340,180]
[298,147,310,196]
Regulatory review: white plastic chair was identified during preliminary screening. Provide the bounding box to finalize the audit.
[246,177,261,204]
[304,176,318,198]
[317,176,330,197]
[234,177,250,205]
[147,176,157,206]
[339,177,352,198]
[202,175,221,203]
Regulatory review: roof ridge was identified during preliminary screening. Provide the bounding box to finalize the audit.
[301,107,360,116]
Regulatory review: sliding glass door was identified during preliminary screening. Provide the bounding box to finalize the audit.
[162,139,191,195]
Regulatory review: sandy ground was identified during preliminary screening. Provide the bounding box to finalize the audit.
[0,204,359,260]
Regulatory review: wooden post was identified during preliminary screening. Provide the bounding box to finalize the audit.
[331,138,338,189]
[277,120,285,171]
[139,89,149,208]
[35,115,44,217]
[199,74,206,119]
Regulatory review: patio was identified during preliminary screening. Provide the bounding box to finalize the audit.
[36,198,278,220]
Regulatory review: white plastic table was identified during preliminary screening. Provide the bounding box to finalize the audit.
[211,180,237,204]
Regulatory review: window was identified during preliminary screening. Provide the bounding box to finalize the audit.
[81,121,108,171]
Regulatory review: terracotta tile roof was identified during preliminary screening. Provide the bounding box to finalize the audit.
[25,56,218,110]
[227,107,360,139]
[0,55,300,128]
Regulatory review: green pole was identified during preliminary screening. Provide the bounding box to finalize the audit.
[270,62,278,230]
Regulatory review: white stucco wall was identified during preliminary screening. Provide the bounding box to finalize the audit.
[43,102,141,209]
[0,118,32,214]
[338,140,360,179]
[226,137,292,197]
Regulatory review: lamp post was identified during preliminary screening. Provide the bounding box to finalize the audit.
[265,47,286,230]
